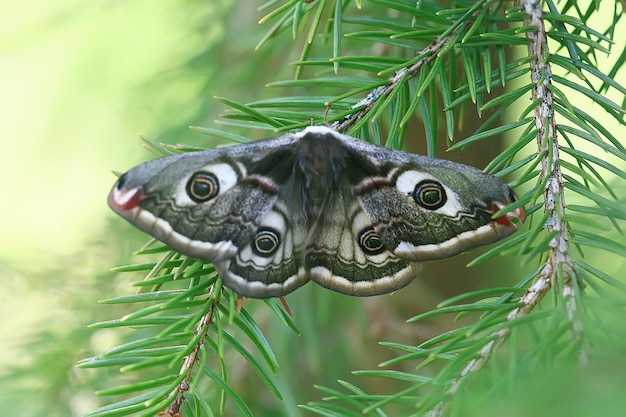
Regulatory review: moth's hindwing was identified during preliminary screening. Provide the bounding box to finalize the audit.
[214,200,309,298]
[305,190,423,296]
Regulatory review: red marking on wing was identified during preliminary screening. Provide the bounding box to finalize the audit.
[354,177,391,193]
[245,175,280,193]
[490,203,526,228]
[109,186,144,211]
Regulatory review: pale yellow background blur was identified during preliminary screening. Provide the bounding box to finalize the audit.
[0,2,232,413]
[1,1,215,263]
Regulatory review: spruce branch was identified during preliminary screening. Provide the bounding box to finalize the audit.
[426,1,586,415]
[523,0,584,361]
[331,28,463,133]
[85,2,626,416]
[425,272,553,417]
[163,283,221,416]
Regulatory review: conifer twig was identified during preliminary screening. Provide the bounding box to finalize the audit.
[163,285,221,415]
[426,274,552,417]
[426,1,583,414]
[331,30,462,133]
[522,0,584,364]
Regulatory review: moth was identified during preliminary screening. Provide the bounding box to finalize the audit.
[109,126,525,298]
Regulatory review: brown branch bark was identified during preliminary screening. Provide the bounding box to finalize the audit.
[162,285,221,416]
[427,0,585,414]
[331,30,462,133]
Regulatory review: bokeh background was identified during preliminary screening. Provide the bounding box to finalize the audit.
[1,2,249,415]
[2,2,625,417]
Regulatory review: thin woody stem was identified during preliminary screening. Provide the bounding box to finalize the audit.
[331,30,463,133]
[523,0,584,364]
[162,285,221,416]
[427,0,583,414]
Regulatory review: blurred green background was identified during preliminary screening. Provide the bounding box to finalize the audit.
[0,1,244,415]
[1,1,227,265]
[2,2,625,417]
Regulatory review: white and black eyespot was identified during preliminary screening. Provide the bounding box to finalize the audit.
[186,171,220,203]
[413,180,447,210]
[252,228,281,257]
[358,228,386,255]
